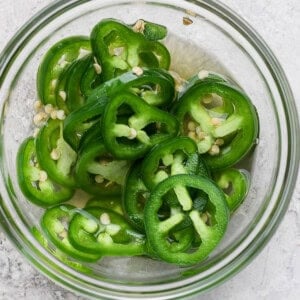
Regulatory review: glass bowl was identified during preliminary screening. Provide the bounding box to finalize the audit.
[0,0,299,299]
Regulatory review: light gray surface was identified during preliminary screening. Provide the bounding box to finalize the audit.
[0,0,299,299]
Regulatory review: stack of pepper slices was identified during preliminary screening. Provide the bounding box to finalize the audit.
[17,19,259,266]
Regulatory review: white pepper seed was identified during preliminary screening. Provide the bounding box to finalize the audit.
[50,149,61,160]
[209,144,220,156]
[95,175,104,183]
[39,170,48,182]
[33,112,47,126]
[56,110,66,120]
[59,91,67,102]
[198,70,209,80]
[133,19,145,33]
[100,213,111,225]
[44,104,54,114]
[34,100,42,112]
[132,66,143,76]
[93,63,102,74]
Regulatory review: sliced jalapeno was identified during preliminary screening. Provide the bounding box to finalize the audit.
[63,68,175,151]
[36,119,77,188]
[101,92,179,160]
[141,137,208,190]
[144,174,229,266]
[37,36,91,105]
[41,205,101,262]
[175,81,259,169]
[69,207,146,256]
[91,19,170,81]
[75,128,130,196]
[17,138,74,207]
[213,168,249,212]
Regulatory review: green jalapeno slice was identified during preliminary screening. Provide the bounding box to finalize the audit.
[17,138,74,207]
[144,174,229,266]
[41,205,101,262]
[37,36,91,105]
[91,19,170,81]
[36,119,77,188]
[213,168,249,212]
[101,92,179,160]
[69,207,146,256]
[175,81,259,169]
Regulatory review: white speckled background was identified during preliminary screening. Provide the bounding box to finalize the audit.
[0,0,299,299]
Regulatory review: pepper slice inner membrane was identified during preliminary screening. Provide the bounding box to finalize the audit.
[102,91,179,160]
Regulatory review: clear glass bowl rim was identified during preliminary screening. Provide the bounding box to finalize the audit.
[0,0,299,299]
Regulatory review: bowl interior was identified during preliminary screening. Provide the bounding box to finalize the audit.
[0,0,293,296]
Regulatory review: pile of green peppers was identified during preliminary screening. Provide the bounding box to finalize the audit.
[17,19,259,266]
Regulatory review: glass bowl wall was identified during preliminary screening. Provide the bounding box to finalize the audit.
[0,0,298,299]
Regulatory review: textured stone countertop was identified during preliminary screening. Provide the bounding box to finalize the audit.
[0,1,299,299]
